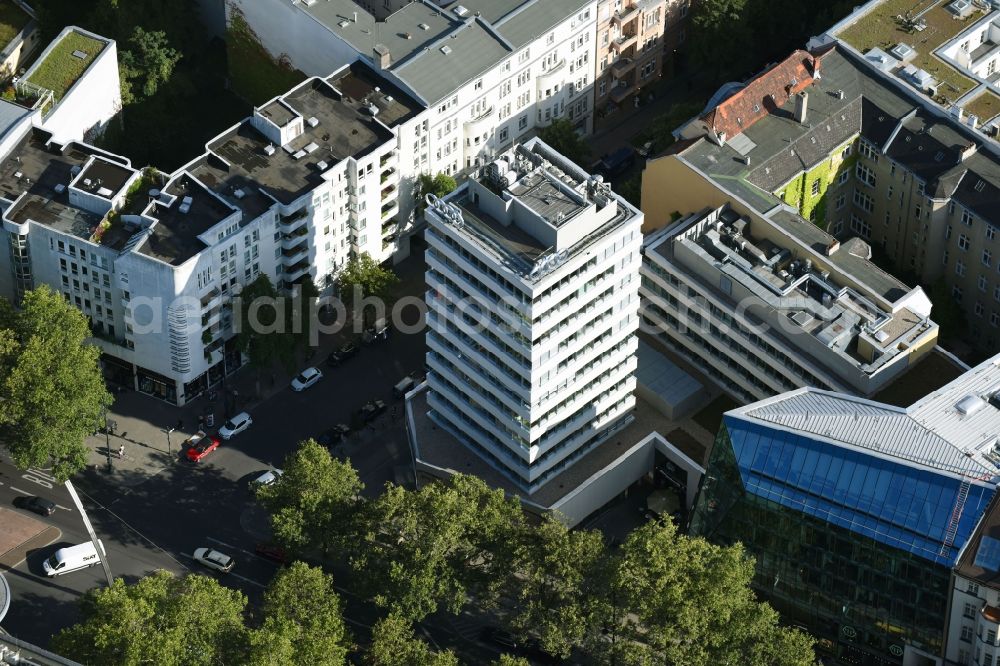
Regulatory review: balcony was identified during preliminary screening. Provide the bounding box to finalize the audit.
[612,4,639,26]
[610,80,637,104]
[381,183,398,200]
[611,57,636,79]
[380,151,396,167]
[279,208,309,232]
[281,243,308,260]
[281,227,308,248]
[382,218,400,236]
[380,167,396,183]
[283,259,311,281]
[464,105,496,138]
[200,287,222,310]
[381,201,399,220]
[614,31,637,51]
[536,60,567,92]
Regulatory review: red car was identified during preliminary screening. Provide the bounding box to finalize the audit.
[185,432,221,462]
[255,542,289,564]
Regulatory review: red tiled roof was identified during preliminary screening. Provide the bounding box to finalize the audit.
[984,604,1000,624]
[700,50,821,140]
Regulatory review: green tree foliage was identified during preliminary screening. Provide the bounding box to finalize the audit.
[288,275,321,358]
[493,656,531,666]
[335,253,399,326]
[119,27,182,105]
[415,173,458,212]
[537,118,591,168]
[256,439,365,555]
[0,287,112,481]
[235,274,297,382]
[52,571,249,666]
[366,613,459,666]
[601,519,815,666]
[248,562,351,666]
[506,517,605,658]
[358,475,524,621]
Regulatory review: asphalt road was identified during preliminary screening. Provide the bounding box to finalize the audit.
[0,320,508,662]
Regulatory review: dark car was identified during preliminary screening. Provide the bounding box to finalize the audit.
[255,542,289,564]
[14,495,56,516]
[359,399,387,422]
[597,146,636,177]
[326,341,359,367]
[317,423,352,447]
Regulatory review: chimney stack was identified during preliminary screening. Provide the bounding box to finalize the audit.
[374,44,391,70]
[794,91,809,124]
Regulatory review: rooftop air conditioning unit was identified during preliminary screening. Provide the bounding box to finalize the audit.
[264,144,276,156]
[307,116,319,128]
[54,183,66,194]
[440,45,452,55]
[453,5,469,17]
[316,161,329,171]
[233,189,245,199]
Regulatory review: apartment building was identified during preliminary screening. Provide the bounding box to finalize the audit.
[948,492,1000,666]
[231,0,599,174]
[641,201,938,403]
[820,0,1000,143]
[593,0,671,124]
[644,44,1000,353]
[424,137,642,491]
[691,354,1000,665]
[0,29,425,405]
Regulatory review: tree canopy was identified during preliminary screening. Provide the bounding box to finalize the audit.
[335,253,399,327]
[248,562,352,666]
[537,119,591,168]
[235,274,297,380]
[0,287,112,481]
[366,613,459,666]
[255,439,365,555]
[415,173,458,213]
[119,27,182,105]
[52,571,249,666]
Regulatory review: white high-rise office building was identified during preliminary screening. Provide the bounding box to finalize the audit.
[423,137,642,491]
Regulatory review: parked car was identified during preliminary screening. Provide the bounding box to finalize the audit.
[329,423,352,441]
[13,495,56,516]
[218,412,252,440]
[597,146,636,177]
[185,432,221,463]
[251,469,283,489]
[193,547,235,573]
[358,399,387,422]
[291,367,323,392]
[255,542,289,564]
[326,341,359,367]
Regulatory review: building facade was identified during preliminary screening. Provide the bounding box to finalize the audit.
[424,137,642,491]
[640,199,938,403]
[0,35,426,405]
[646,44,1000,354]
[947,493,1000,666]
[692,354,1000,665]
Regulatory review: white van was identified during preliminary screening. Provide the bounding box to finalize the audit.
[43,540,105,576]
[393,375,415,398]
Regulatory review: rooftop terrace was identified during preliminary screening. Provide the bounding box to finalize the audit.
[834,0,979,101]
[25,29,106,102]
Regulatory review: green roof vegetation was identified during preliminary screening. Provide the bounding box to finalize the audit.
[26,30,105,101]
[0,1,30,47]
[964,89,1000,122]
[837,0,978,102]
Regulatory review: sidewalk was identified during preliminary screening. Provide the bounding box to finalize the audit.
[84,249,428,487]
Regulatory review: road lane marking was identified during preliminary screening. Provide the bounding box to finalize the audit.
[205,537,263,561]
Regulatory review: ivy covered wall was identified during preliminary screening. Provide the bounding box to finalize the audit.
[773,135,858,231]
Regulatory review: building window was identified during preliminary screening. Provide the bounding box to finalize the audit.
[963,209,974,226]
[859,138,879,161]
[976,302,985,317]
[986,249,994,267]
[954,286,964,303]
[811,179,821,196]
[993,312,1000,327]
[980,276,988,292]
[850,214,871,239]
[835,192,846,210]
[853,190,874,213]
[855,162,876,186]
[837,170,850,186]
[959,234,970,251]
[962,625,975,642]
[957,260,966,277]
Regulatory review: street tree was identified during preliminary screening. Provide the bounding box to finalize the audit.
[357,474,523,621]
[248,562,352,666]
[0,286,112,481]
[537,119,591,168]
[494,656,531,666]
[256,439,365,555]
[119,27,182,105]
[235,274,296,395]
[366,613,459,666]
[52,571,248,666]
[335,253,399,328]
[604,519,816,666]
[415,172,457,212]
[506,517,605,658]
[287,275,321,360]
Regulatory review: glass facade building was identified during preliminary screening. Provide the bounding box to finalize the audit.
[691,412,996,666]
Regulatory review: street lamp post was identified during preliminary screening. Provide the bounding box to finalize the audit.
[164,427,175,454]
[103,407,113,473]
